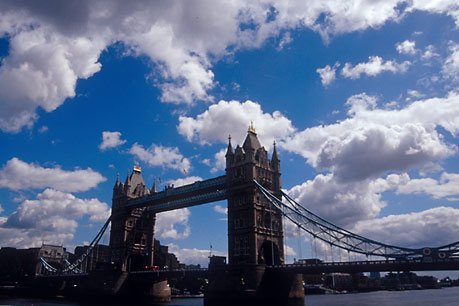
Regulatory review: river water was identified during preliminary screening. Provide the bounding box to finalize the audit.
[1,287,458,306]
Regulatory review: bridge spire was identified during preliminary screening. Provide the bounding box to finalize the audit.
[123,170,131,195]
[271,141,280,171]
[151,177,157,193]
[114,173,120,188]
[225,135,234,156]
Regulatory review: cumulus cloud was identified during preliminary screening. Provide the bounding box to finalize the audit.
[397,172,459,199]
[442,41,459,82]
[0,157,106,192]
[317,62,340,86]
[0,25,105,133]
[129,143,191,172]
[214,204,228,215]
[341,56,411,79]
[99,131,127,150]
[156,209,191,240]
[0,188,110,248]
[284,92,459,182]
[166,176,203,187]
[283,91,459,236]
[206,149,226,174]
[408,0,459,27]
[352,206,459,248]
[396,40,417,55]
[286,172,459,249]
[2,1,458,132]
[277,31,293,50]
[287,173,391,228]
[177,100,295,149]
[421,45,440,61]
[168,243,226,267]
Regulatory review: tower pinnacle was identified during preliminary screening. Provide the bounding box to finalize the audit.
[226,135,234,157]
[248,121,256,134]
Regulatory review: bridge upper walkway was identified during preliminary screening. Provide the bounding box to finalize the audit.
[126,175,227,213]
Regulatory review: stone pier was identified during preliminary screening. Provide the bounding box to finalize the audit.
[205,264,304,306]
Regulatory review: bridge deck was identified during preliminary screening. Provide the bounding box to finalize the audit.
[38,258,459,279]
[126,175,227,213]
[268,258,459,273]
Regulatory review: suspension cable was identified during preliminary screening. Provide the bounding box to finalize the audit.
[254,180,459,259]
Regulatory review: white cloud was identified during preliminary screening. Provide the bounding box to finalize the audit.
[277,31,293,50]
[0,26,105,133]
[397,172,459,199]
[177,100,295,149]
[442,42,459,82]
[167,243,226,267]
[156,209,191,240]
[287,173,392,228]
[99,131,127,150]
[285,172,459,249]
[341,56,411,79]
[284,92,459,182]
[209,149,226,174]
[129,143,191,172]
[38,126,48,133]
[353,206,459,248]
[2,1,457,132]
[166,176,203,188]
[421,45,440,61]
[284,245,296,257]
[214,204,228,215]
[0,188,110,248]
[408,0,459,27]
[0,157,106,192]
[407,89,425,99]
[396,40,417,55]
[316,62,340,86]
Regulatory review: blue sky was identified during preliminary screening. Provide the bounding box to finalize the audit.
[0,1,459,272]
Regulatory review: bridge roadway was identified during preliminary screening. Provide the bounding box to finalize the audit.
[125,175,227,213]
[36,258,459,282]
[126,257,459,279]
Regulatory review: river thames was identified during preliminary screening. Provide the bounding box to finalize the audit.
[1,287,458,306]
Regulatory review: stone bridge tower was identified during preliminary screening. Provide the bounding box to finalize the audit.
[110,166,156,271]
[225,123,284,265]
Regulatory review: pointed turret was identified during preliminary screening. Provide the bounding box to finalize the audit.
[225,135,234,168]
[151,177,157,193]
[242,122,261,152]
[114,173,120,188]
[112,173,120,197]
[123,170,131,195]
[271,141,280,172]
[226,135,234,157]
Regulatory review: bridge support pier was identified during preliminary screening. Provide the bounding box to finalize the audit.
[205,264,304,306]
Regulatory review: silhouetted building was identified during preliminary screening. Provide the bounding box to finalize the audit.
[74,244,111,272]
[0,244,70,280]
[153,239,179,269]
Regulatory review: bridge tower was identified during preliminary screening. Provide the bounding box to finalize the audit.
[110,166,156,271]
[225,123,284,265]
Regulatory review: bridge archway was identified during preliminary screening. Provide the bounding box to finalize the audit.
[127,254,144,271]
[258,240,281,265]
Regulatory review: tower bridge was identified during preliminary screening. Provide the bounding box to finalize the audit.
[39,125,459,305]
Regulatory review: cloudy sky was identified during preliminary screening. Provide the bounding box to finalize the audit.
[1,0,459,271]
